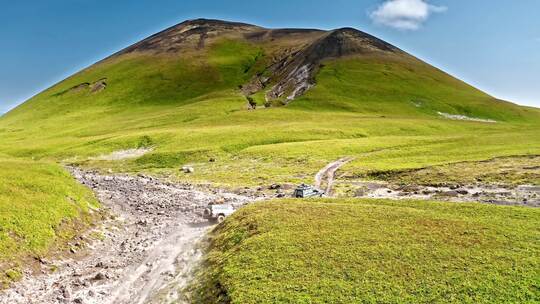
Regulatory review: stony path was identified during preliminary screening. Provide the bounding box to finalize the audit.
[0,168,253,304]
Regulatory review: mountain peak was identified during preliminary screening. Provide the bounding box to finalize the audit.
[326,27,400,54]
[115,18,260,55]
[179,18,259,29]
[114,19,400,58]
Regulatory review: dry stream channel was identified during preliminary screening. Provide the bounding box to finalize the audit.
[1,160,538,304]
[1,168,254,304]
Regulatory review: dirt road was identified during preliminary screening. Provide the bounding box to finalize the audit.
[315,157,354,195]
[1,168,253,304]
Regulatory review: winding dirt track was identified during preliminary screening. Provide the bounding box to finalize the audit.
[314,157,354,195]
[1,168,253,304]
[2,158,354,304]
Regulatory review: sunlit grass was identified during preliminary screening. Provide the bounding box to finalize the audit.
[194,199,540,303]
[0,36,539,290]
[0,158,98,284]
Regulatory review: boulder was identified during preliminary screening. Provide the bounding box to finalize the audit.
[93,272,106,281]
[269,184,281,190]
[440,190,459,197]
[181,166,194,173]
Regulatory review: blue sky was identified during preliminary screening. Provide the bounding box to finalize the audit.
[1,0,539,114]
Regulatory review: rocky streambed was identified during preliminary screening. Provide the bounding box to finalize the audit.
[348,182,540,207]
[1,168,254,304]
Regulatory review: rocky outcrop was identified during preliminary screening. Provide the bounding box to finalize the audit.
[56,78,108,96]
[90,78,107,93]
[243,28,401,103]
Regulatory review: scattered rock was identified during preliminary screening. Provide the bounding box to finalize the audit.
[269,184,281,190]
[93,272,106,281]
[439,191,459,197]
[137,219,148,226]
[181,166,195,173]
[3,167,259,303]
[61,286,71,299]
[35,257,49,265]
[354,181,539,207]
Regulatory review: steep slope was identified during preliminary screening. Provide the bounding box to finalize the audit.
[2,19,534,122]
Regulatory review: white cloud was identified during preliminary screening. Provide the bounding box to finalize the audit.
[370,0,447,30]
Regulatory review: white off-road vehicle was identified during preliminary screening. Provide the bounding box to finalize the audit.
[203,204,235,223]
[294,184,325,198]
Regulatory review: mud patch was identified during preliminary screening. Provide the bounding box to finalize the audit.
[90,148,153,161]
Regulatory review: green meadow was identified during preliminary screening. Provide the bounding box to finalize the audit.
[0,157,98,285]
[193,199,540,303]
[0,40,538,187]
[0,35,538,294]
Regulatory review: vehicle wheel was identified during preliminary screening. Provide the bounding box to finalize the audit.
[217,215,226,223]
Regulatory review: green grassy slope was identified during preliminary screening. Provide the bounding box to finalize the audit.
[193,199,540,303]
[0,158,98,286]
[0,36,538,187]
[299,56,531,121]
[0,18,539,296]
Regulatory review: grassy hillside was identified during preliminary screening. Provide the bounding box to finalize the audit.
[0,158,98,286]
[0,19,538,291]
[0,35,538,187]
[193,199,540,303]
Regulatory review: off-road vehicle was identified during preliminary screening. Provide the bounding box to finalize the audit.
[294,184,325,198]
[203,204,235,223]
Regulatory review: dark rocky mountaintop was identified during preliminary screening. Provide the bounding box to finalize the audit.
[111,19,405,102]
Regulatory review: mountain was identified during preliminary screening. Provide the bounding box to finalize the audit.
[1,19,539,300]
[0,19,538,176]
[3,19,535,119]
